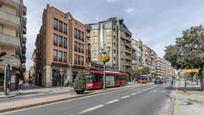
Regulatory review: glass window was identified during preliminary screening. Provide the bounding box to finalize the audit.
[84,74,92,82]
[81,44,84,53]
[77,30,80,39]
[64,52,67,62]
[58,36,63,47]
[63,23,67,34]
[81,56,84,65]
[53,49,58,61]
[77,42,80,52]
[64,37,67,48]
[53,18,58,30]
[58,51,62,62]
[53,34,58,46]
[74,28,77,38]
[74,54,77,64]
[59,21,63,32]
[77,55,80,65]
[74,41,77,51]
[81,32,84,41]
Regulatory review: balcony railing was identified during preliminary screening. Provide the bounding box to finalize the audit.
[0,32,19,47]
[22,5,27,16]
[0,9,20,28]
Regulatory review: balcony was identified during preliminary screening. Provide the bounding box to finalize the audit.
[0,55,20,67]
[23,5,27,16]
[22,45,26,53]
[22,36,27,43]
[23,25,26,34]
[0,32,19,48]
[0,9,20,28]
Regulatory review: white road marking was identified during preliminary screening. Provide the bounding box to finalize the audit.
[130,93,137,96]
[78,104,104,114]
[106,99,119,104]
[121,95,130,99]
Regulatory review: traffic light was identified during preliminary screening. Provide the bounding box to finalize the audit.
[0,51,6,62]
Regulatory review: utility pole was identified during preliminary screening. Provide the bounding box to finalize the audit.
[103,62,106,89]
[99,47,110,89]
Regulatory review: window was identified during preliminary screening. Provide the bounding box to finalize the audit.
[74,28,77,38]
[81,56,84,65]
[63,23,67,34]
[64,52,67,62]
[53,18,58,30]
[81,44,84,53]
[74,54,77,64]
[58,51,62,62]
[81,32,84,41]
[77,55,80,65]
[53,49,58,61]
[53,34,58,46]
[64,37,67,48]
[77,42,80,52]
[58,36,63,47]
[0,24,3,33]
[74,42,77,51]
[77,30,80,39]
[59,21,63,32]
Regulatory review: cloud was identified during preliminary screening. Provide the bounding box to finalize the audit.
[124,8,136,16]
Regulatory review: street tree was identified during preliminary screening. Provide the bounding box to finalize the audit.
[134,66,150,75]
[164,25,204,91]
[73,72,86,94]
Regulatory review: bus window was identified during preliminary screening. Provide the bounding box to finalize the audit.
[84,74,92,82]
[95,74,103,82]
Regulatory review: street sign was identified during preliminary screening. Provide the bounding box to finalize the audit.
[177,69,199,73]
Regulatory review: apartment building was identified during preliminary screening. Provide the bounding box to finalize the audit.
[87,17,132,73]
[156,57,175,77]
[34,5,89,87]
[131,38,141,70]
[0,0,26,90]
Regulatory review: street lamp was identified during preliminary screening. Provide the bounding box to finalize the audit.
[99,47,110,89]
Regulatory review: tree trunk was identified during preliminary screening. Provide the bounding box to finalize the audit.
[200,77,204,91]
[199,67,204,91]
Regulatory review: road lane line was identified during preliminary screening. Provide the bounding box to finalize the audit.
[106,99,119,104]
[121,95,130,99]
[78,104,104,114]
[130,93,137,96]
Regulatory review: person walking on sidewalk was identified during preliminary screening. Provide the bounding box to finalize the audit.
[18,79,23,90]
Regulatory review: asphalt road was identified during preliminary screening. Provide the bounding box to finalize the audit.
[3,83,171,115]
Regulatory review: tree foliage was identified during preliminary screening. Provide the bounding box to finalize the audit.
[164,25,204,90]
[134,66,150,75]
[73,72,86,94]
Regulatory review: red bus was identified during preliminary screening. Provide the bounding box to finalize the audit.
[83,70,128,90]
[137,75,151,84]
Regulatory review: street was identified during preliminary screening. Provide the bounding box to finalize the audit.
[3,84,171,115]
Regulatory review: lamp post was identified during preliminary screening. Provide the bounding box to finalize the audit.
[99,47,110,89]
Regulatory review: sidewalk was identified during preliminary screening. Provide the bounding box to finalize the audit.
[0,82,142,113]
[0,85,72,99]
[171,80,204,115]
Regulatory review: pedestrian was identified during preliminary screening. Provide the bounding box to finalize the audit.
[18,79,23,90]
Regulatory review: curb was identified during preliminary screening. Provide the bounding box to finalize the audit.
[0,84,139,113]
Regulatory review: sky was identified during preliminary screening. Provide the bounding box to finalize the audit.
[24,0,204,69]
